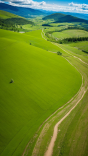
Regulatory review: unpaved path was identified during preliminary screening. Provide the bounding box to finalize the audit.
[41,29,47,40]
[57,44,88,66]
[44,87,87,156]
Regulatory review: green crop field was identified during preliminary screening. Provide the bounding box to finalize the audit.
[0,28,82,156]
[52,29,88,39]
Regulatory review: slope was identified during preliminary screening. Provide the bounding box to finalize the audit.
[56,15,88,23]
[0,10,34,26]
[0,29,82,156]
[0,10,20,19]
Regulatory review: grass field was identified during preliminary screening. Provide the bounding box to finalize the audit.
[30,37,88,156]
[53,90,88,156]
[0,29,60,51]
[70,41,88,53]
[0,29,82,156]
[52,29,88,39]
[60,44,88,64]
[0,10,20,19]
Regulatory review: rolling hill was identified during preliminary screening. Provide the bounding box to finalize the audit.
[43,13,88,23]
[43,13,66,21]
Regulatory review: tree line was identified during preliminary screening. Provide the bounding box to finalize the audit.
[0,17,34,31]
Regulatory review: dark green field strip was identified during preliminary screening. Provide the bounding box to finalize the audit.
[0,29,82,156]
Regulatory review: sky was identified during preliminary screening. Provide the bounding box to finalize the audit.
[1,0,88,14]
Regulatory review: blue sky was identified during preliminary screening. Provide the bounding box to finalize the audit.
[34,0,88,4]
[1,0,88,14]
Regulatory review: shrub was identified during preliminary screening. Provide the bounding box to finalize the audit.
[57,51,62,55]
[10,79,14,83]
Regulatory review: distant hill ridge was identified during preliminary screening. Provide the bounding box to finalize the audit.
[0,2,46,18]
[42,13,66,20]
[43,13,88,23]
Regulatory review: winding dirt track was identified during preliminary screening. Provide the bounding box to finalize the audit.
[44,88,87,156]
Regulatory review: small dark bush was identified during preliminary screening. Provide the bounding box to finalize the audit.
[10,79,14,83]
[57,51,62,55]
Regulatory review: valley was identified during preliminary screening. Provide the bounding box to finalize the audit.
[0,7,88,156]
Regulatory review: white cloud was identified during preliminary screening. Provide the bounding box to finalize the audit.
[1,0,88,14]
[69,2,88,11]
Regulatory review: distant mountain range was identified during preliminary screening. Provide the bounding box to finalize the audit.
[60,12,88,20]
[0,2,88,22]
[0,3,46,18]
[43,13,88,23]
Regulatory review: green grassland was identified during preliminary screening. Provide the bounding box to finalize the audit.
[0,29,82,156]
[60,44,88,64]
[70,41,88,53]
[0,29,59,51]
[52,29,88,39]
[0,10,20,19]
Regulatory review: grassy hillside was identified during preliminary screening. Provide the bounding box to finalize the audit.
[43,13,88,23]
[0,29,82,156]
[70,41,88,53]
[0,10,20,19]
[0,17,34,25]
[55,15,88,23]
[0,29,59,51]
[0,10,34,31]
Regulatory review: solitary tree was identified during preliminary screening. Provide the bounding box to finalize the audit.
[57,51,62,55]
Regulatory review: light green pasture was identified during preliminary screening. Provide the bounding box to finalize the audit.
[70,41,88,53]
[60,44,88,64]
[52,29,88,39]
